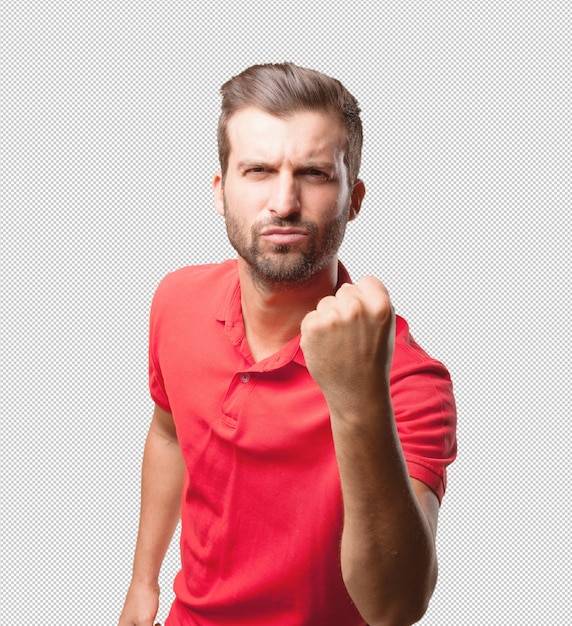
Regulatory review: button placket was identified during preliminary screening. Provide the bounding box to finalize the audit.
[221,371,258,428]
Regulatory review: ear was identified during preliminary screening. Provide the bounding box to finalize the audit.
[213,172,225,216]
[348,179,365,221]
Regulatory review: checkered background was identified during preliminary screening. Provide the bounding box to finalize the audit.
[3,1,570,623]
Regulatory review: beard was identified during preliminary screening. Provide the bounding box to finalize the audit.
[223,197,350,288]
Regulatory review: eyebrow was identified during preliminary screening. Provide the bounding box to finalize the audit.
[300,162,336,171]
[237,160,271,169]
[237,159,336,171]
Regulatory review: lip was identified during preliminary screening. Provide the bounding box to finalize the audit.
[260,228,308,245]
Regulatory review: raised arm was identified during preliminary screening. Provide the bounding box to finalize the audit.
[300,277,439,626]
[118,404,185,626]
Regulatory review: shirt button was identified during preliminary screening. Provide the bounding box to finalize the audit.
[240,373,251,383]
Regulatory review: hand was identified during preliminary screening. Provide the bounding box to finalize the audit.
[118,580,160,626]
[300,276,395,413]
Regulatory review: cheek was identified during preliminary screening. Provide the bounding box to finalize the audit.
[227,184,268,214]
[306,189,349,218]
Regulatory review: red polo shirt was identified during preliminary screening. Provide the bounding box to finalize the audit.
[149,260,457,626]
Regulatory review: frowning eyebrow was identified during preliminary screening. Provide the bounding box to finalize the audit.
[237,159,337,171]
[237,160,271,169]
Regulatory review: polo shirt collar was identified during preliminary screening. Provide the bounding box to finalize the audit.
[215,260,353,371]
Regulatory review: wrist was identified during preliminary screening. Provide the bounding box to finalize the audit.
[327,389,393,428]
[130,570,161,590]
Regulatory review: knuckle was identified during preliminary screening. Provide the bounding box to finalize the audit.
[315,294,337,311]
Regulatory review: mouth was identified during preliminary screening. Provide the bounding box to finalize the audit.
[259,227,308,246]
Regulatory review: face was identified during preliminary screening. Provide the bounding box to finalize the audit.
[213,107,364,288]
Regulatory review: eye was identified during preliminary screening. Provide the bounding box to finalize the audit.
[306,169,329,181]
[243,166,268,178]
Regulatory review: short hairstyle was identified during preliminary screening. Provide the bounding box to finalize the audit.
[217,62,363,185]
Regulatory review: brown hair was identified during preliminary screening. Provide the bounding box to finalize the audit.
[217,62,363,185]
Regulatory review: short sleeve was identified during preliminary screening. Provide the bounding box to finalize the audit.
[148,279,172,413]
[390,316,458,503]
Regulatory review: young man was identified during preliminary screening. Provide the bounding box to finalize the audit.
[119,62,457,626]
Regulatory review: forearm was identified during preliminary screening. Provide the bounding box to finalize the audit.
[300,277,439,623]
[330,395,437,625]
[130,423,185,586]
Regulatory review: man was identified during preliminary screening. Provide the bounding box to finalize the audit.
[119,62,457,626]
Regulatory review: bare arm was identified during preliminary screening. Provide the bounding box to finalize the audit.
[301,277,439,625]
[118,404,185,626]
[332,401,439,626]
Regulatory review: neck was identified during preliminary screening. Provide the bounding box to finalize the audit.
[237,258,339,362]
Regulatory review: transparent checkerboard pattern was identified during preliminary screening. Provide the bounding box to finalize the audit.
[3,2,570,624]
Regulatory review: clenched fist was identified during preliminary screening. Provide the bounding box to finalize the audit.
[300,276,395,415]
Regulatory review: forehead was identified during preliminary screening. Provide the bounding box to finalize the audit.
[226,107,347,163]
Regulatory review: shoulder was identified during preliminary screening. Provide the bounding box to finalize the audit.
[155,260,237,297]
[391,315,452,384]
[150,260,238,323]
[153,260,237,307]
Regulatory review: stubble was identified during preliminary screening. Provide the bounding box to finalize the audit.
[223,199,350,290]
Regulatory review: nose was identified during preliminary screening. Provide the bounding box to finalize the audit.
[267,172,301,218]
